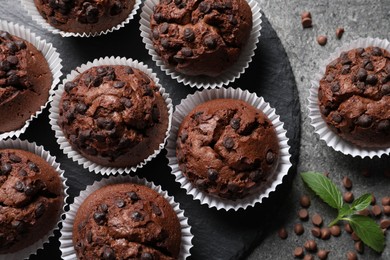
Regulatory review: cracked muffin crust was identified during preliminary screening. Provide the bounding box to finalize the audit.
[73,183,181,260]
[150,0,253,77]
[33,0,136,34]
[176,99,280,200]
[58,65,169,168]
[318,46,390,148]
[0,149,63,253]
[0,30,52,134]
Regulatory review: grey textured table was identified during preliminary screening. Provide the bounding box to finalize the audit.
[248,1,390,260]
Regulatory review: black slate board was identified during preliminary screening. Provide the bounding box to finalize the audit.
[1,1,300,259]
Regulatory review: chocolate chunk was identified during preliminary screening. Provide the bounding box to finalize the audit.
[371,47,382,56]
[230,118,240,130]
[298,208,308,220]
[357,68,367,81]
[311,227,321,238]
[204,35,217,49]
[301,17,312,28]
[103,246,115,260]
[340,52,352,64]
[223,137,234,149]
[97,118,115,130]
[181,47,193,57]
[152,203,162,216]
[127,191,139,201]
[160,22,169,34]
[24,185,35,196]
[64,82,76,93]
[0,162,12,175]
[14,181,25,192]
[207,169,219,181]
[141,253,154,260]
[0,31,11,40]
[317,250,330,260]
[131,211,144,221]
[93,212,106,225]
[110,1,123,15]
[317,35,327,46]
[6,55,18,65]
[113,81,125,88]
[347,251,357,260]
[356,114,372,127]
[320,227,331,240]
[35,202,45,218]
[9,153,21,163]
[356,47,365,55]
[366,74,378,85]
[184,28,195,42]
[378,120,390,132]
[115,199,125,208]
[199,2,211,13]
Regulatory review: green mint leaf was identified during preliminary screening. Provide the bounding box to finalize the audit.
[339,204,354,217]
[351,193,372,212]
[349,215,385,252]
[301,172,343,209]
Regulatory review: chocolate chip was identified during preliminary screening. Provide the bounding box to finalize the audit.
[380,219,390,229]
[223,137,234,149]
[311,227,321,238]
[181,47,193,57]
[336,27,344,39]
[343,191,354,203]
[204,35,217,49]
[180,131,188,143]
[6,71,20,85]
[6,42,18,54]
[199,2,211,13]
[152,203,162,216]
[230,118,240,130]
[356,81,366,90]
[64,82,76,93]
[110,1,123,15]
[330,225,341,236]
[85,5,99,23]
[121,97,132,108]
[298,208,309,220]
[207,169,218,181]
[356,47,365,55]
[228,14,238,25]
[294,247,304,258]
[35,202,45,218]
[341,65,350,74]
[249,170,262,182]
[97,117,115,130]
[113,81,125,88]
[300,195,311,208]
[152,105,160,122]
[115,199,125,208]
[312,213,323,226]
[6,56,18,65]
[160,22,169,34]
[24,185,35,196]
[357,68,367,81]
[92,76,102,87]
[340,52,352,64]
[93,212,106,225]
[100,203,108,212]
[304,240,317,252]
[342,176,352,189]
[14,181,25,192]
[320,106,331,116]
[365,61,374,71]
[0,31,11,40]
[0,162,12,175]
[371,205,382,217]
[278,227,288,239]
[11,220,25,233]
[195,179,208,190]
[356,114,372,127]
[317,35,327,46]
[184,28,195,42]
[127,191,139,201]
[371,47,382,56]
[18,169,27,176]
[227,182,239,192]
[332,113,343,123]
[103,246,115,260]
[125,67,134,74]
[320,227,331,240]
[28,162,39,172]
[9,154,21,163]
[131,211,144,221]
[86,230,93,243]
[141,253,153,260]
[366,74,378,85]
[153,12,163,23]
[347,251,357,260]
[266,151,275,164]
[301,17,312,28]
[317,250,330,260]
[75,103,87,114]
[0,60,11,72]
[378,120,390,132]
[345,223,352,233]
[382,196,390,206]
[294,223,304,235]
[142,85,154,96]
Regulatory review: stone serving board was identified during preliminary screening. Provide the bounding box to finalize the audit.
[1,1,300,259]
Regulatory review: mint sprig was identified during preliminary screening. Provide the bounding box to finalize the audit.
[301,171,385,253]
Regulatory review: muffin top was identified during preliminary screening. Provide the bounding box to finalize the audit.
[0,30,52,133]
[33,0,136,33]
[73,183,181,259]
[58,65,168,168]
[0,149,64,253]
[318,46,390,148]
[176,99,280,200]
[150,0,253,76]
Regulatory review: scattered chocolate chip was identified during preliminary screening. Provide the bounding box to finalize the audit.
[35,202,45,218]
[93,212,106,225]
[317,249,330,260]
[14,181,25,192]
[351,231,360,241]
[125,67,134,74]
[86,230,93,243]
[181,47,193,57]
[113,81,125,88]
[366,74,378,85]
[102,246,115,260]
[341,65,351,74]
[370,194,376,205]
[301,11,312,19]
[294,247,304,258]
[227,182,239,192]
[6,42,18,54]
[121,97,132,108]
[294,223,304,235]
[357,208,370,216]
[355,241,364,254]
[223,137,234,149]
[344,223,352,233]
[356,68,367,81]
[332,113,343,123]
[199,1,211,13]
[384,205,390,215]
[312,213,323,226]
[97,117,115,130]
[75,103,88,114]
[371,47,382,56]
[15,40,26,50]
[382,197,390,206]
[343,191,354,203]
[28,161,39,172]
[320,227,331,240]
[207,169,218,181]
[195,179,208,190]
[342,176,352,189]
[127,191,139,201]
[301,17,312,28]
[311,227,321,238]
[160,22,169,34]
[24,185,35,196]
[18,169,27,176]
[331,82,340,92]
[304,239,317,252]
[303,254,314,260]
[336,27,344,39]
[6,71,20,85]
[0,60,11,72]
[184,28,195,42]
[64,82,76,93]
[278,227,288,239]
[115,199,125,208]
[381,84,390,95]
[9,154,21,163]
[298,208,309,220]
[317,35,327,46]
[141,253,154,260]
[380,219,390,229]
[266,151,275,164]
[153,12,163,23]
[131,211,144,221]
[347,251,357,260]
[204,35,217,49]
[356,114,373,128]
[330,225,341,237]
[371,205,382,217]
[365,61,374,71]
[230,118,240,130]
[300,195,311,208]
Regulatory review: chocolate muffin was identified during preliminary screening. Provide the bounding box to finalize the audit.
[33,0,136,34]
[0,149,64,253]
[73,183,181,259]
[58,65,169,168]
[176,99,280,200]
[0,30,52,134]
[318,46,390,148]
[150,0,253,77]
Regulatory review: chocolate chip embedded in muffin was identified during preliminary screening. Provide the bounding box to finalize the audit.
[0,31,52,134]
[73,183,181,260]
[318,46,390,148]
[33,0,136,34]
[58,65,169,168]
[150,0,253,76]
[0,149,64,254]
[176,99,280,200]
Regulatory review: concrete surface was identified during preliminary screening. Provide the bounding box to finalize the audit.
[248,1,390,259]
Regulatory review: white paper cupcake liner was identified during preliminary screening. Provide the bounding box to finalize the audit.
[0,139,68,260]
[308,37,390,158]
[49,56,173,175]
[166,87,292,211]
[21,0,142,37]
[140,0,262,89]
[59,175,193,260]
[0,20,62,140]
